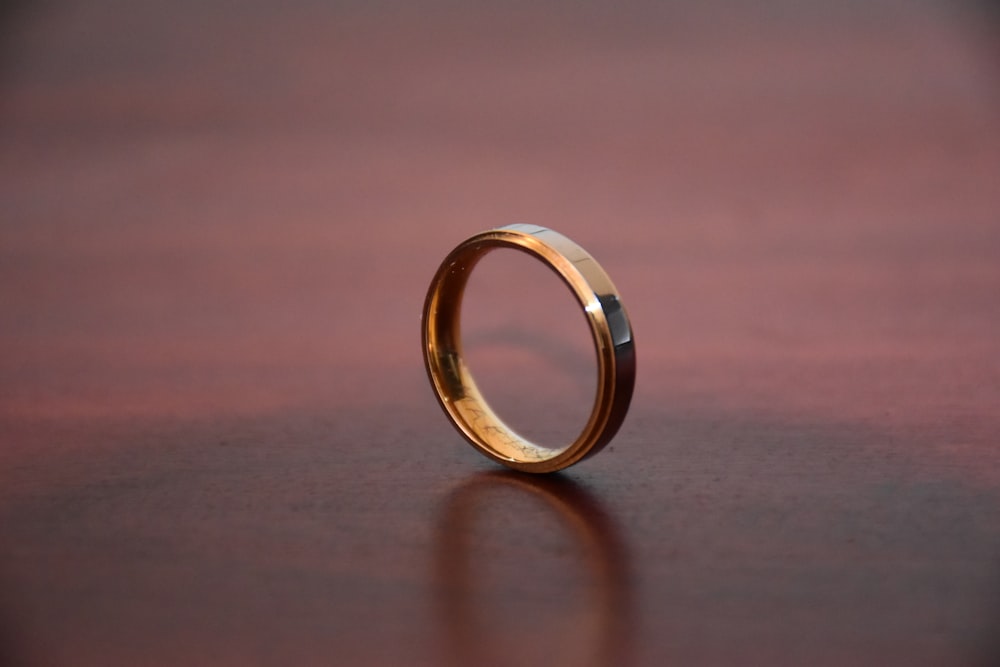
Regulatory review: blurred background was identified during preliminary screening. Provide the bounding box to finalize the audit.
[1,0,998,421]
[1,1,999,665]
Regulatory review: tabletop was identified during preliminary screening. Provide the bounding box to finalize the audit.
[2,1,1000,665]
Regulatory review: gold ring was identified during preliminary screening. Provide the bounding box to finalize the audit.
[422,224,636,473]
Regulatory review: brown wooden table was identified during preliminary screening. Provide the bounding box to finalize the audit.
[2,1,999,665]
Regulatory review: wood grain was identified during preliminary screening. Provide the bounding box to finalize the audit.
[1,1,999,665]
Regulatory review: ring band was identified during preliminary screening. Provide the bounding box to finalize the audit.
[422,224,635,473]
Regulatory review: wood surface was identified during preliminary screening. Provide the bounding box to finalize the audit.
[1,1,999,665]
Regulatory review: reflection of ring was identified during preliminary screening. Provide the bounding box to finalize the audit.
[422,224,636,473]
[436,472,632,666]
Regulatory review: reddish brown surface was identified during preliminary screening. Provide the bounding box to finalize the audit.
[2,1,1000,665]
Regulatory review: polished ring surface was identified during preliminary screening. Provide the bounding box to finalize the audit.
[422,224,636,473]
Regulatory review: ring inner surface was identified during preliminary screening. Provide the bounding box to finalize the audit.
[441,244,597,462]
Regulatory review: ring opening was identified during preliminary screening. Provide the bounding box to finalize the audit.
[459,247,598,456]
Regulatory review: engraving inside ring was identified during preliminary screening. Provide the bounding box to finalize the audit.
[459,248,597,454]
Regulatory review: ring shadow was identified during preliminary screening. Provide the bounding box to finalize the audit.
[433,470,634,667]
[462,325,595,386]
